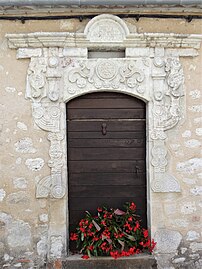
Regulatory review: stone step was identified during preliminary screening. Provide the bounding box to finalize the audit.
[62,254,157,269]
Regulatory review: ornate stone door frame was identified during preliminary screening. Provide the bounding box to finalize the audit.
[7,14,202,259]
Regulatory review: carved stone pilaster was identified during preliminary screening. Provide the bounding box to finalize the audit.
[35,132,65,199]
[150,57,183,192]
[25,50,65,199]
[48,132,65,199]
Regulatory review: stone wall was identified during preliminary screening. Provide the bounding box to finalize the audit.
[0,16,201,269]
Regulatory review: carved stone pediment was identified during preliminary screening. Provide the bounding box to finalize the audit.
[84,14,130,42]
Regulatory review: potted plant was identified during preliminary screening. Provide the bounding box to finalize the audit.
[70,202,156,259]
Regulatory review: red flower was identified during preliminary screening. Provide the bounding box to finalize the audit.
[87,230,94,237]
[81,255,89,259]
[129,202,136,211]
[79,219,85,227]
[114,232,124,239]
[143,239,151,247]
[88,245,94,251]
[97,207,103,212]
[101,242,107,251]
[129,247,135,254]
[143,229,149,238]
[149,239,157,252]
[70,233,78,241]
[110,251,120,259]
[124,222,133,231]
[103,229,110,238]
[128,216,133,222]
[80,227,85,233]
[101,220,106,226]
[134,221,140,232]
[92,236,99,241]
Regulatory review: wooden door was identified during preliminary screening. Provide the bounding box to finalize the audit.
[67,92,147,250]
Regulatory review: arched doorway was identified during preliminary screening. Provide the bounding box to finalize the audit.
[67,92,147,251]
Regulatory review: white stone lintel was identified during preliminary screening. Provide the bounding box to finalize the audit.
[6,32,202,50]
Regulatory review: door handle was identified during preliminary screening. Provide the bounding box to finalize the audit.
[135,166,139,174]
[101,123,107,135]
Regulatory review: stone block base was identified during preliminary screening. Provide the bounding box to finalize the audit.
[62,254,157,269]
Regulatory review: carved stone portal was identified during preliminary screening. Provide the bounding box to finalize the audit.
[6,14,202,258]
[6,14,202,196]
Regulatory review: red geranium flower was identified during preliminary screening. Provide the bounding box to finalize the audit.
[143,229,149,238]
[70,233,78,241]
[110,251,120,259]
[81,255,89,259]
[134,221,140,232]
[80,227,85,233]
[88,245,94,251]
[129,202,136,211]
[128,216,133,222]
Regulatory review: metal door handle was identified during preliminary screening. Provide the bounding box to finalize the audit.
[101,123,107,135]
[135,166,139,173]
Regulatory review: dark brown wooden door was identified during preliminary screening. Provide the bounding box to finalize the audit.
[67,92,147,250]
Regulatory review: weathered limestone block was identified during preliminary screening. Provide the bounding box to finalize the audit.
[154,229,182,254]
[7,220,32,251]
[12,178,28,189]
[15,137,36,153]
[50,236,63,259]
[25,158,45,171]
[6,191,30,205]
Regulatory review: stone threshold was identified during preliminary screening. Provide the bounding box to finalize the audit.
[62,253,157,269]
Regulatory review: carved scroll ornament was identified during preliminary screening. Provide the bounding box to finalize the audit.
[64,59,147,100]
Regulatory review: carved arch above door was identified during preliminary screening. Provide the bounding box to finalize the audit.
[6,14,202,259]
